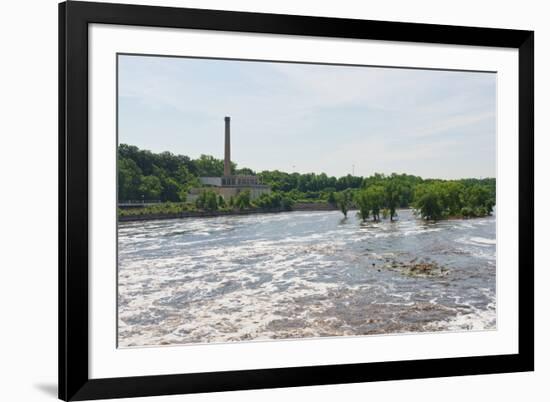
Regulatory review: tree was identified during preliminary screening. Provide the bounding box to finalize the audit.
[440,181,465,216]
[193,154,225,177]
[355,190,370,221]
[413,184,443,220]
[365,185,384,221]
[175,164,196,187]
[235,167,255,175]
[117,144,495,220]
[384,179,400,221]
[138,175,162,200]
[118,157,142,201]
[464,185,491,212]
[336,189,353,218]
[160,177,183,202]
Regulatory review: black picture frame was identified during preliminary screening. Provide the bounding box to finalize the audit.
[59,1,534,400]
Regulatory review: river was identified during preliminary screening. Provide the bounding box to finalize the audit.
[117,209,496,347]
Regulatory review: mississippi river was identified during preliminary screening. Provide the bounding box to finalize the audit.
[118,209,496,347]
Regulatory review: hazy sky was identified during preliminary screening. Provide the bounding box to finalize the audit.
[118,54,496,179]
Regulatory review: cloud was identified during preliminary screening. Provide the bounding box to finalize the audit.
[118,55,496,179]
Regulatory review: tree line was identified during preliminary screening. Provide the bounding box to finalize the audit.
[118,144,495,220]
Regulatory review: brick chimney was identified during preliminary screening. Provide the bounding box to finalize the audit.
[224,116,231,177]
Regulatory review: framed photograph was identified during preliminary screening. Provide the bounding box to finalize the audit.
[59,1,534,400]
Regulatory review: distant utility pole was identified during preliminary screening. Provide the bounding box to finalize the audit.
[352,164,355,176]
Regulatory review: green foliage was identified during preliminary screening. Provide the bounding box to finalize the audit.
[384,178,400,220]
[251,192,293,210]
[234,190,251,210]
[464,184,494,214]
[138,175,162,200]
[362,173,423,208]
[160,177,183,202]
[235,167,255,175]
[118,202,194,217]
[355,185,384,221]
[253,192,280,209]
[195,190,219,211]
[367,185,384,220]
[327,191,337,206]
[413,181,495,220]
[460,206,475,217]
[336,189,353,218]
[355,191,370,221]
[118,157,143,200]
[258,171,362,193]
[118,144,495,221]
[194,154,235,177]
[414,184,444,220]
[280,196,294,211]
[118,144,198,202]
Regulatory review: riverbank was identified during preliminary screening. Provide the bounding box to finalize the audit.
[118,204,494,222]
[118,202,338,222]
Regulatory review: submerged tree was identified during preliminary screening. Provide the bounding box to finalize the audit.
[365,185,384,221]
[413,184,444,220]
[336,189,353,218]
[355,191,370,221]
[384,179,400,221]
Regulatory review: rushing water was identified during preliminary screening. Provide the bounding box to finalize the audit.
[118,209,496,347]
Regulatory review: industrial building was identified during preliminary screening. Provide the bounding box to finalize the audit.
[188,117,271,202]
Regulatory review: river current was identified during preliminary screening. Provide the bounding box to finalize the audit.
[118,209,496,347]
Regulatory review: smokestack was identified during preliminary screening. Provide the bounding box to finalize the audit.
[224,116,231,177]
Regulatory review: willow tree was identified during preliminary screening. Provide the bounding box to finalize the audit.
[384,179,400,221]
[413,184,444,220]
[365,185,384,221]
[336,189,353,218]
[355,191,370,221]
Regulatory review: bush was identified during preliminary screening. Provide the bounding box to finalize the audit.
[281,196,294,211]
[474,206,487,217]
[234,190,251,210]
[195,190,219,211]
[460,206,474,218]
[327,191,337,206]
[118,202,191,217]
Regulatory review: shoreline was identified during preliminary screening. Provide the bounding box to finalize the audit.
[118,204,492,223]
[118,202,338,222]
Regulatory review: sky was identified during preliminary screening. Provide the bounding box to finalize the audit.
[118,54,496,179]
